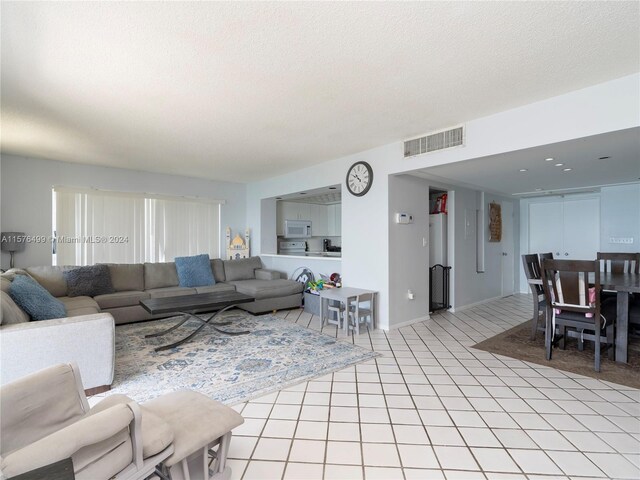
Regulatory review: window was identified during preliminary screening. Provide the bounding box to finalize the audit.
[53,187,222,265]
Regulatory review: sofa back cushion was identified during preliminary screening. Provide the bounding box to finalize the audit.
[24,266,69,297]
[8,275,67,321]
[63,265,115,297]
[0,291,30,325]
[223,256,262,282]
[211,259,226,283]
[144,262,179,290]
[101,264,145,292]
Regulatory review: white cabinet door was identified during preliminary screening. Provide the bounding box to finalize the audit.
[309,204,328,236]
[562,197,600,259]
[327,205,336,236]
[335,205,341,236]
[528,196,600,260]
[528,201,564,255]
[297,203,311,221]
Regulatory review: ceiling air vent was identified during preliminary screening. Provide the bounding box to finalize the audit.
[404,126,464,158]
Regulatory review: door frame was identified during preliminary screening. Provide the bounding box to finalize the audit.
[500,201,515,297]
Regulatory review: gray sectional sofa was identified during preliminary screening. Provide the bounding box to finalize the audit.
[0,256,303,390]
[22,256,303,324]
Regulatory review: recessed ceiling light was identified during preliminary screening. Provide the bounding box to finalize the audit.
[535,188,543,191]
[563,168,572,172]
[329,187,337,190]
[554,163,564,167]
[599,156,610,160]
[545,157,554,162]
[519,169,528,172]
[300,192,307,195]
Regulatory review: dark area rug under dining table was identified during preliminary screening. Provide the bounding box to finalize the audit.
[472,321,640,389]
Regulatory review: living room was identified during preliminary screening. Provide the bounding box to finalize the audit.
[2,2,640,480]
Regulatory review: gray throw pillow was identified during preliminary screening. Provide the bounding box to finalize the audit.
[63,264,115,297]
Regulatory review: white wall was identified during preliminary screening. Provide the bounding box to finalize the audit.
[388,175,430,327]
[518,184,639,292]
[247,74,638,329]
[0,155,247,269]
[600,184,640,253]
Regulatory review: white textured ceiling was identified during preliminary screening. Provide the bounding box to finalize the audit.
[413,128,640,196]
[1,2,639,183]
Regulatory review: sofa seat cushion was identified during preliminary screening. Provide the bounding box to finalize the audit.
[94,291,150,310]
[229,279,304,300]
[58,296,101,317]
[194,284,236,295]
[146,287,197,299]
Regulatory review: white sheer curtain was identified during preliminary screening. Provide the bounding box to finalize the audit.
[53,187,221,265]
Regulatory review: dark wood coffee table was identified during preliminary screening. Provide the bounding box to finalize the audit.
[140,291,255,351]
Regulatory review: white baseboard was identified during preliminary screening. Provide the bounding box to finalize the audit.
[450,295,503,313]
[387,315,430,330]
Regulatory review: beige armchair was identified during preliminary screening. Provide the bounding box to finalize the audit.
[0,363,173,480]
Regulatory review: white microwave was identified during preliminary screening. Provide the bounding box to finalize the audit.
[284,220,312,238]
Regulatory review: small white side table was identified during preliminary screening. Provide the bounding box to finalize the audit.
[319,287,377,333]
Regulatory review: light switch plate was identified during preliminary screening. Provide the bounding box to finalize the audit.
[609,237,634,244]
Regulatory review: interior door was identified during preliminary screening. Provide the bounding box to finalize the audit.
[528,200,564,255]
[501,202,514,296]
[562,196,600,259]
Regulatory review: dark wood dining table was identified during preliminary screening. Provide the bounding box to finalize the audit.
[530,271,639,364]
[599,271,639,364]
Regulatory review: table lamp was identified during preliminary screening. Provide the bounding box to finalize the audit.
[1,232,26,269]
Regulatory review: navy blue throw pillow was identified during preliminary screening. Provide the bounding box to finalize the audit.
[9,275,67,321]
[175,254,215,288]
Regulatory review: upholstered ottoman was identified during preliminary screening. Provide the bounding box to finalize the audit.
[143,390,244,480]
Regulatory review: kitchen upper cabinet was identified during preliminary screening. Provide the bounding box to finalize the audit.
[310,204,328,236]
[528,195,600,259]
[327,204,342,236]
[276,201,342,237]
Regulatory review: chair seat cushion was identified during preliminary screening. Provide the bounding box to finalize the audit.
[94,291,150,309]
[89,394,174,459]
[555,300,616,328]
[229,279,304,300]
[142,390,244,467]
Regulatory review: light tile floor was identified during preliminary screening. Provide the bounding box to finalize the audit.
[225,294,640,480]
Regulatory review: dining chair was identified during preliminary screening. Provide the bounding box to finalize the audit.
[597,252,640,274]
[522,254,546,340]
[540,259,616,372]
[538,252,554,261]
[345,293,375,335]
[597,252,640,303]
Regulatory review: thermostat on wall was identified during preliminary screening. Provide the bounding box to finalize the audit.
[395,213,413,224]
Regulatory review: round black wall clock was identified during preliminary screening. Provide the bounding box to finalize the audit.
[346,161,373,196]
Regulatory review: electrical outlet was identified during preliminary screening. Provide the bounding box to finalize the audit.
[407,290,414,300]
[423,237,428,247]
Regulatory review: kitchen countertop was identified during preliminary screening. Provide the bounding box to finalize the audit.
[262,253,342,260]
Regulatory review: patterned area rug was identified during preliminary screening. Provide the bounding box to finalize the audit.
[110,312,379,404]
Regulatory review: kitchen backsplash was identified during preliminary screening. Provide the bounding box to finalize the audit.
[278,236,341,252]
